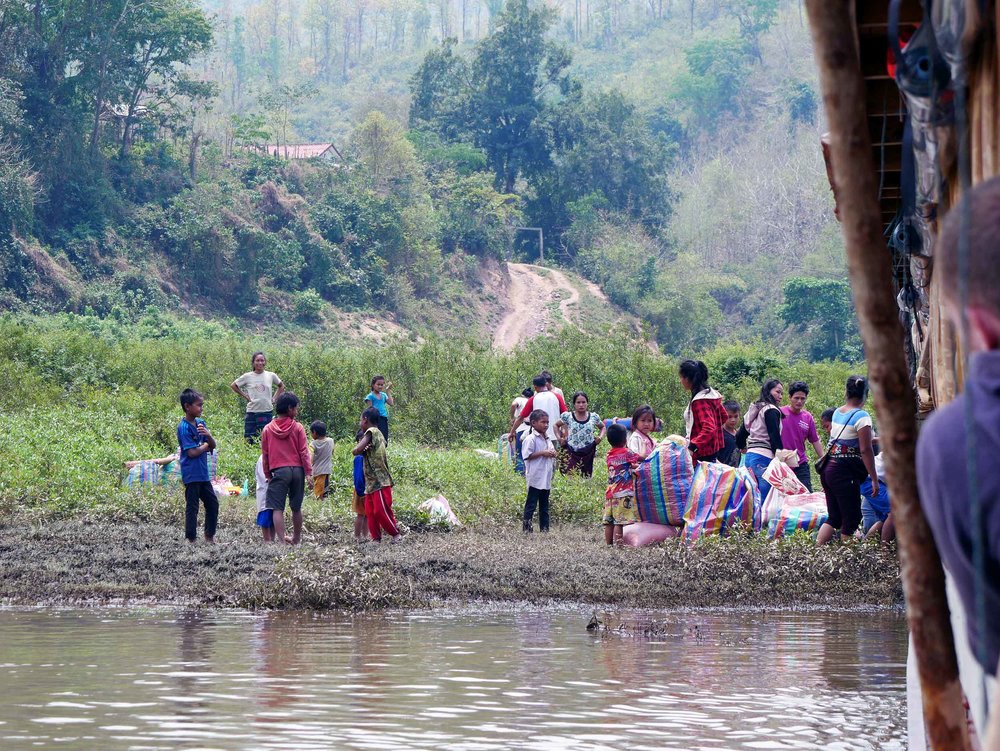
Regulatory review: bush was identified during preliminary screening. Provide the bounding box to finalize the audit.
[294,288,324,322]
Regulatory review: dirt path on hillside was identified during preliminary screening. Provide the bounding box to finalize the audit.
[493,263,580,350]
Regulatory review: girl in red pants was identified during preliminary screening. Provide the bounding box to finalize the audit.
[352,408,402,543]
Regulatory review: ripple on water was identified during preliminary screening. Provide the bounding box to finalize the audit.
[0,607,908,750]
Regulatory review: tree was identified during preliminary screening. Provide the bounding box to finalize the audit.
[230,113,272,154]
[350,110,422,196]
[408,38,470,140]
[467,0,569,192]
[439,171,521,256]
[672,36,752,133]
[725,0,778,63]
[779,276,862,361]
[260,82,318,152]
[0,80,35,239]
[783,79,817,126]
[116,0,214,157]
[530,88,674,246]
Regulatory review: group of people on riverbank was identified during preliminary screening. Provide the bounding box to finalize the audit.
[176,353,401,545]
[165,345,888,550]
[504,364,891,546]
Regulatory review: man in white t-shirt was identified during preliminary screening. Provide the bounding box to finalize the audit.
[509,375,567,441]
[231,351,285,442]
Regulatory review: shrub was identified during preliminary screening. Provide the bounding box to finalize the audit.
[294,288,324,322]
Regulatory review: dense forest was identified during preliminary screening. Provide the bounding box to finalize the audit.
[0,0,860,359]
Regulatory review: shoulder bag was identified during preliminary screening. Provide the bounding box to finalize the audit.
[814,409,860,475]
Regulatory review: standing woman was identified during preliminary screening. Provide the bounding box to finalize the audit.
[817,375,879,545]
[231,351,285,443]
[557,391,606,477]
[679,359,728,463]
[738,379,784,497]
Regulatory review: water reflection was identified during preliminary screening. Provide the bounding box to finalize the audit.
[0,608,907,750]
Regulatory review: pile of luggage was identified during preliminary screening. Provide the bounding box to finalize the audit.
[623,437,827,546]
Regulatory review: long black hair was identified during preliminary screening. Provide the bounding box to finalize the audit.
[631,404,656,429]
[679,359,709,396]
[758,379,783,407]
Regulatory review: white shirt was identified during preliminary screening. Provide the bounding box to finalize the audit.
[255,456,268,514]
[512,396,531,435]
[236,370,282,413]
[627,430,655,458]
[531,390,562,440]
[521,430,555,490]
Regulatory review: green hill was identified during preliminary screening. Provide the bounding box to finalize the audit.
[0,0,856,359]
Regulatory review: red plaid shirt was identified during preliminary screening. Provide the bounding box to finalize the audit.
[688,397,728,458]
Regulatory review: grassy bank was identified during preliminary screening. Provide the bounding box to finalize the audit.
[0,314,893,611]
[1,313,861,444]
[1,313,863,518]
[0,523,902,609]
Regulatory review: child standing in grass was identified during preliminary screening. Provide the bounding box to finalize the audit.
[604,423,641,545]
[177,388,218,544]
[353,407,401,543]
[351,431,369,542]
[310,420,334,499]
[365,375,394,443]
[521,409,557,533]
[261,392,312,545]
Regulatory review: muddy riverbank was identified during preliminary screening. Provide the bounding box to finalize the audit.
[0,522,902,609]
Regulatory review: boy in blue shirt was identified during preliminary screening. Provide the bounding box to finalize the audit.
[177,388,219,543]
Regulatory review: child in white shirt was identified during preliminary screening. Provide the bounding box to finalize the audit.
[521,410,557,533]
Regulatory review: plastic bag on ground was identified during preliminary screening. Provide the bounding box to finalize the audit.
[212,476,242,497]
[125,460,163,488]
[622,521,679,547]
[417,495,461,527]
[682,462,757,542]
[634,436,693,526]
[766,492,828,538]
[762,457,808,495]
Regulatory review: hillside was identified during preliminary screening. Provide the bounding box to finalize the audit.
[0,0,856,359]
[494,263,644,350]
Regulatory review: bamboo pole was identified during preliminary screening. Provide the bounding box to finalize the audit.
[803,2,972,749]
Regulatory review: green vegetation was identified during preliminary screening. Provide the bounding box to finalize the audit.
[0,0,855,360]
[0,315,863,521]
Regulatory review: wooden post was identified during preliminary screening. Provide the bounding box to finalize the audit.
[803,2,972,749]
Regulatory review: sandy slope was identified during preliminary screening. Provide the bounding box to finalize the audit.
[492,262,583,350]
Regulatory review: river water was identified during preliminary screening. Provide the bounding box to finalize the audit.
[0,607,907,750]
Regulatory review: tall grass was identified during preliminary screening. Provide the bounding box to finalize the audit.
[1,314,863,441]
[0,313,866,519]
